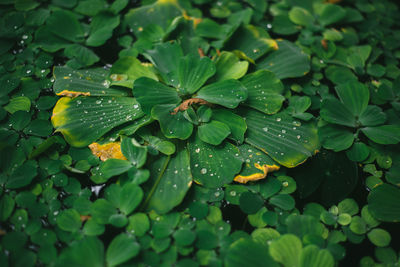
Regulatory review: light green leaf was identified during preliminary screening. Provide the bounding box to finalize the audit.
[241,108,319,168]
[367,228,391,247]
[151,104,193,140]
[213,51,249,81]
[315,4,346,26]
[196,79,247,108]
[56,209,82,232]
[361,125,400,145]
[86,11,120,47]
[132,77,181,114]
[52,96,144,147]
[110,57,158,88]
[4,96,31,114]
[198,120,231,145]
[289,7,315,26]
[241,70,284,115]
[257,40,310,79]
[121,137,147,168]
[178,55,216,94]
[300,245,334,267]
[100,159,133,179]
[269,234,302,267]
[119,183,143,215]
[189,134,243,187]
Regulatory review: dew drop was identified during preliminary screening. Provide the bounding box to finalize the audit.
[230,191,236,196]
[200,168,207,174]
[276,117,281,122]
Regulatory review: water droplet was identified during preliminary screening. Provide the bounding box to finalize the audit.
[26,69,31,74]
[282,181,289,187]
[276,117,281,122]
[282,129,286,133]
[77,100,82,104]
[214,192,220,197]
[96,100,102,104]
[297,135,301,139]
[195,148,200,153]
[263,127,268,132]
[200,168,207,174]
[174,170,178,174]
[292,121,301,126]
[230,191,236,196]
[173,184,177,189]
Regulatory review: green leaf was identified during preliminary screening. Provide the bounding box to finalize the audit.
[4,96,31,114]
[189,134,243,187]
[106,233,140,267]
[196,79,247,109]
[213,51,249,81]
[289,7,315,26]
[359,105,386,126]
[121,137,147,168]
[56,209,82,232]
[349,216,367,234]
[178,55,216,94]
[335,81,369,117]
[361,125,400,145]
[286,214,325,238]
[0,194,15,221]
[212,109,247,143]
[52,96,144,147]
[53,66,129,96]
[320,98,356,127]
[367,228,391,247]
[345,142,369,162]
[300,245,334,267]
[225,238,278,267]
[347,45,372,69]
[110,57,158,88]
[225,25,278,61]
[269,194,295,210]
[127,213,149,236]
[46,10,84,42]
[239,191,264,214]
[368,183,400,222]
[133,77,181,114]
[241,108,319,168]
[143,42,183,87]
[257,40,310,79]
[64,44,99,67]
[6,160,38,189]
[269,234,302,267]
[15,0,40,11]
[119,183,143,215]
[241,70,285,115]
[146,145,192,214]
[59,237,104,267]
[86,11,120,47]
[198,120,231,145]
[272,14,299,35]
[173,229,196,246]
[91,199,118,224]
[151,104,194,140]
[315,4,346,26]
[318,124,354,152]
[338,199,359,216]
[100,159,133,179]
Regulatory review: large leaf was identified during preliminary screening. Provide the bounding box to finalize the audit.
[241,70,285,115]
[212,108,247,143]
[143,42,183,87]
[257,40,310,79]
[335,81,369,117]
[52,96,144,147]
[110,57,158,88]
[178,55,216,94]
[196,79,248,108]
[361,125,400,145]
[188,134,243,187]
[132,77,181,114]
[145,145,192,214]
[224,25,278,61]
[240,108,319,168]
[53,66,129,97]
[368,183,400,222]
[151,104,193,140]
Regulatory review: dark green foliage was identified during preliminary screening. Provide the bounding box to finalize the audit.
[0,0,400,266]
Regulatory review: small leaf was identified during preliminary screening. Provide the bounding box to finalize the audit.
[315,4,346,26]
[318,124,354,152]
[46,10,84,42]
[368,183,400,222]
[269,234,302,267]
[300,245,334,267]
[121,137,147,168]
[358,105,386,126]
[320,98,356,127]
[345,142,369,162]
[212,109,247,143]
[4,96,31,114]
[289,7,315,26]
[56,209,81,232]
[119,183,143,215]
[213,51,249,81]
[361,125,400,145]
[100,159,133,179]
[367,228,391,247]
[335,81,369,117]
